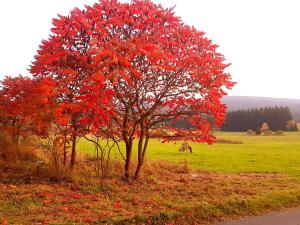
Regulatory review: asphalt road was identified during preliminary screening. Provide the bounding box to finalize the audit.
[214,209,300,225]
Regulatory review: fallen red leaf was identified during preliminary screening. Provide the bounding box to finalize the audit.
[114,201,122,209]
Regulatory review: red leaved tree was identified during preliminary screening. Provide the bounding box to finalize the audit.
[0,76,52,143]
[31,0,234,178]
[31,7,114,169]
[0,76,55,149]
[0,76,34,145]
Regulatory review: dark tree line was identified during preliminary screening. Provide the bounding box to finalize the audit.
[169,117,195,130]
[222,106,298,132]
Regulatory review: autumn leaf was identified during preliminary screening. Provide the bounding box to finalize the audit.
[114,200,122,209]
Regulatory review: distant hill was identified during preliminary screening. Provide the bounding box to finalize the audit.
[222,96,300,122]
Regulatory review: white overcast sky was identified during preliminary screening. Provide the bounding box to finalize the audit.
[0,0,299,98]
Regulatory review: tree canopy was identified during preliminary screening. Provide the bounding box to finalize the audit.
[0,0,235,179]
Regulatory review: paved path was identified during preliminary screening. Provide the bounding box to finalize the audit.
[214,209,300,225]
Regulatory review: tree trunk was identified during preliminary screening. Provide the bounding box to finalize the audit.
[134,160,143,179]
[134,141,148,179]
[124,140,133,180]
[134,128,149,179]
[122,112,134,180]
[63,126,67,167]
[70,131,77,170]
[95,139,100,176]
[134,123,144,179]
[15,134,20,157]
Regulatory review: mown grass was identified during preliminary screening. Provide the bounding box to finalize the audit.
[78,131,300,177]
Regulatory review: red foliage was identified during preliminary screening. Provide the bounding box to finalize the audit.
[0,76,55,142]
[28,0,234,175]
[114,200,122,209]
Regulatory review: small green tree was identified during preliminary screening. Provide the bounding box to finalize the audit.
[286,120,298,131]
[179,142,193,173]
[261,122,270,132]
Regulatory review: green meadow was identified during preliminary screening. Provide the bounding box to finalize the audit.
[3,132,300,224]
[78,131,300,177]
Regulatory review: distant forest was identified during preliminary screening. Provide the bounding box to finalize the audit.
[221,106,298,132]
[222,96,300,122]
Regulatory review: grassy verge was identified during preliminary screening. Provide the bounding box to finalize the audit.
[1,160,300,225]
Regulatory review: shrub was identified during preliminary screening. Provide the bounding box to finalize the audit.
[286,120,298,131]
[263,130,274,136]
[261,122,270,132]
[275,130,284,136]
[246,129,255,136]
[38,132,70,181]
[179,142,193,173]
[149,128,168,138]
[215,138,243,144]
[255,127,261,135]
[0,131,18,161]
[0,131,37,163]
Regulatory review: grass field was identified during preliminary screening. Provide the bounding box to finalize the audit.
[2,132,300,224]
[78,131,300,177]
